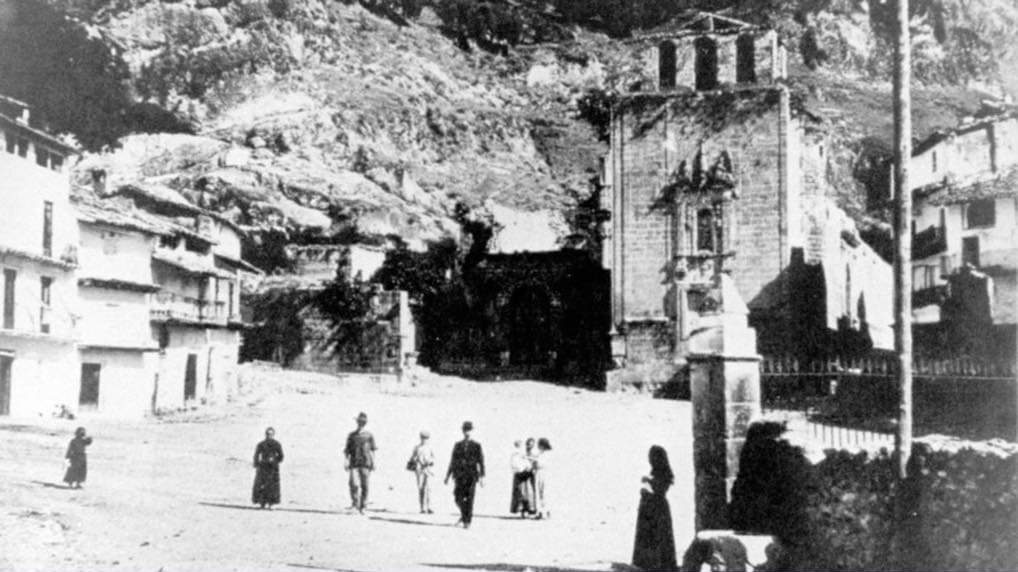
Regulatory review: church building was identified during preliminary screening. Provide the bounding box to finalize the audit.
[602,13,893,390]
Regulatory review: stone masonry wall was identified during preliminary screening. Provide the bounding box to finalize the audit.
[612,90,789,323]
[730,422,1018,571]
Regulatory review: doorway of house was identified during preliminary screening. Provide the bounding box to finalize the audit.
[184,353,197,401]
[79,363,101,411]
[0,354,12,415]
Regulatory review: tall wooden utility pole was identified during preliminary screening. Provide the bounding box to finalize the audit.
[892,0,914,480]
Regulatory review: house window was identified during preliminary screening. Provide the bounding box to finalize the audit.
[5,133,27,157]
[912,265,936,291]
[36,147,49,167]
[940,254,951,277]
[964,199,995,228]
[659,41,677,89]
[40,277,52,334]
[3,269,15,329]
[50,153,63,171]
[228,282,235,319]
[845,265,852,316]
[102,231,120,255]
[43,201,53,257]
[931,151,938,173]
[159,235,177,249]
[694,36,719,91]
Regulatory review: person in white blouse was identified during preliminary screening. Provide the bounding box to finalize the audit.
[409,430,435,513]
[533,438,552,519]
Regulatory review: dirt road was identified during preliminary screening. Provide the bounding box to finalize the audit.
[0,369,694,571]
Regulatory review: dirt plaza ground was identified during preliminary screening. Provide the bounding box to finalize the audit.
[0,368,695,572]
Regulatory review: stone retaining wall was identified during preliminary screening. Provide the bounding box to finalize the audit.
[729,421,1018,570]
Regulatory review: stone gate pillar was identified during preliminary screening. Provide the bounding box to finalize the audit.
[687,275,761,531]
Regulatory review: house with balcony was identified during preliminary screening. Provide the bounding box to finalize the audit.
[109,183,258,410]
[73,190,164,417]
[909,107,1018,356]
[0,95,80,417]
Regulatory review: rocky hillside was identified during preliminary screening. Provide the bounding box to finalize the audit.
[1,0,1014,264]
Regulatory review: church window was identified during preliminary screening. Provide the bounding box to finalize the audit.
[696,207,723,253]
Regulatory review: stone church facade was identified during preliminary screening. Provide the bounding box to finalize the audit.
[602,13,892,389]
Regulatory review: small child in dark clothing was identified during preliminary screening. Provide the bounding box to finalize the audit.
[63,427,92,489]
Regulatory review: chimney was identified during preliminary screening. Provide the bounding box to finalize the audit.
[91,169,107,196]
[17,107,29,124]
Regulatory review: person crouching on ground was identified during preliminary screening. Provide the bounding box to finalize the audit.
[445,420,485,528]
[409,430,435,514]
[63,427,92,489]
[252,427,284,509]
[345,411,376,514]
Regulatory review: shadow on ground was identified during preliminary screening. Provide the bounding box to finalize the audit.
[368,515,458,527]
[423,563,636,572]
[199,501,340,515]
[30,480,72,490]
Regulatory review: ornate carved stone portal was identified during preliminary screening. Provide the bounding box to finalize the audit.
[664,148,739,358]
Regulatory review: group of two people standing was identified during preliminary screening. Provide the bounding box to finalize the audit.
[509,437,552,519]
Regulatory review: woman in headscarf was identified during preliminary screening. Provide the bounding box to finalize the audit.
[533,438,553,520]
[63,427,92,489]
[252,427,284,509]
[510,438,536,517]
[632,445,677,571]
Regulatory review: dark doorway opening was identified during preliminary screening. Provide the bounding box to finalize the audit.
[79,363,101,410]
[507,286,553,366]
[184,353,198,401]
[0,355,12,415]
[962,236,980,268]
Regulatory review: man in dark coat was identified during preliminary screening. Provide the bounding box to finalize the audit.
[444,420,485,528]
[345,412,376,514]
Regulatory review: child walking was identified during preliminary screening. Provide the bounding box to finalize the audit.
[63,427,92,489]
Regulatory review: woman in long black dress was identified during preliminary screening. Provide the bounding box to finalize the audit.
[252,427,284,509]
[63,427,92,488]
[632,445,677,571]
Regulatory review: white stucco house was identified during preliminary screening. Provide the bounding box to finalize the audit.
[113,184,257,412]
[910,109,1018,326]
[0,96,80,417]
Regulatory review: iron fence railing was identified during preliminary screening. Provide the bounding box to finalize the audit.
[760,355,1017,446]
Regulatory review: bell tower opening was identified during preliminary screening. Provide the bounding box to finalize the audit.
[659,41,677,90]
[736,34,757,84]
[694,36,719,90]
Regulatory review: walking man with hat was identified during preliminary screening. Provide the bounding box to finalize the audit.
[345,412,377,514]
[445,420,485,528]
